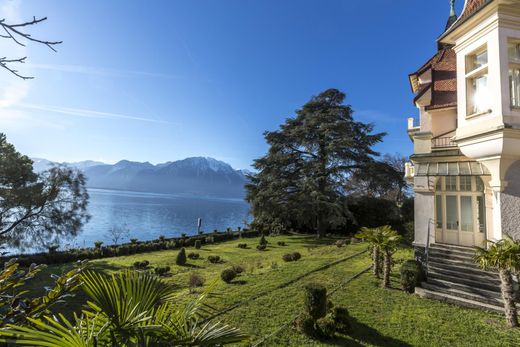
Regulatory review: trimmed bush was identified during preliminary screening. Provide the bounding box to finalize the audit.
[94,241,103,249]
[304,283,327,321]
[188,273,205,291]
[295,314,316,337]
[256,244,267,251]
[133,260,150,269]
[154,266,170,276]
[292,252,301,261]
[317,315,336,338]
[187,252,200,260]
[176,247,187,266]
[231,265,245,274]
[282,253,294,262]
[221,268,237,283]
[237,243,247,249]
[335,240,346,248]
[208,255,221,264]
[277,241,286,246]
[331,307,350,333]
[259,235,268,246]
[400,259,423,293]
[194,240,201,249]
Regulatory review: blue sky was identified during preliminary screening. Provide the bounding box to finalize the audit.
[0,0,465,169]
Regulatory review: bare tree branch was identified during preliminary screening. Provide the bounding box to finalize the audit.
[0,16,62,79]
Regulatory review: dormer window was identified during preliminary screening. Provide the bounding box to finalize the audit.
[466,46,490,116]
[509,41,520,108]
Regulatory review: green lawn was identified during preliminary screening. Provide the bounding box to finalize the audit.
[26,235,520,346]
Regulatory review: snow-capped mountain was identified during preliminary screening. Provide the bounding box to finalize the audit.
[31,157,248,198]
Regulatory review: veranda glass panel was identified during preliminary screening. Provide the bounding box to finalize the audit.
[477,196,486,233]
[446,196,458,230]
[436,195,443,229]
[510,68,520,107]
[460,196,473,232]
[446,176,457,191]
[460,176,472,191]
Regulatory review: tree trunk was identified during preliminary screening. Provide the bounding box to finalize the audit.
[499,269,519,328]
[382,250,391,288]
[372,246,381,278]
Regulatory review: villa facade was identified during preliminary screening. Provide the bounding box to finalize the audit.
[407,0,520,250]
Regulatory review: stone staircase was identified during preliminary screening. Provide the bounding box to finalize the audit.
[415,243,507,313]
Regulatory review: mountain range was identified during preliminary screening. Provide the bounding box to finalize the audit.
[32,157,250,198]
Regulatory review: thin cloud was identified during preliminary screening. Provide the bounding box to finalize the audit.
[17,103,173,124]
[25,63,208,81]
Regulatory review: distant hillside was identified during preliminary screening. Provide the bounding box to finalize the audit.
[32,157,249,198]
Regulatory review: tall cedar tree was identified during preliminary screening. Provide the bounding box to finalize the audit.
[0,133,90,249]
[247,89,384,237]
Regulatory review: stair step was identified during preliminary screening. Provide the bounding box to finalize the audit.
[427,277,502,298]
[429,270,501,292]
[415,286,504,314]
[428,254,481,268]
[428,262,498,279]
[421,282,504,307]
[428,252,474,263]
[429,243,476,253]
[428,247,476,259]
[428,264,500,283]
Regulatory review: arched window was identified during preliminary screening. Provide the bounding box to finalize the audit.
[435,176,486,242]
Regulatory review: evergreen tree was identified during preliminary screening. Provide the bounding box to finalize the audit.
[0,133,90,249]
[247,89,384,237]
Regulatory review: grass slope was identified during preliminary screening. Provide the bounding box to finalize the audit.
[26,235,520,346]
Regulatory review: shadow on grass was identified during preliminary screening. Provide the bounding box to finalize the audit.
[231,279,247,285]
[316,316,412,347]
[90,261,126,273]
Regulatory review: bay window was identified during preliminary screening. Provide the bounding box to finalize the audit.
[509,41,520,108]
[466,47,490,116]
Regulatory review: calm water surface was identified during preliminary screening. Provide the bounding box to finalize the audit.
[69,188,251,248]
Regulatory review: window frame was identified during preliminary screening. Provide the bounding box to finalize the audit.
[465,45,491,117]
[508,39,520,109]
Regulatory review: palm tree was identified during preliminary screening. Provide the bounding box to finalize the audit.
[0,270,247,346]
[474,238,520,328]
[377,226,402,288]
[356,227,384,278]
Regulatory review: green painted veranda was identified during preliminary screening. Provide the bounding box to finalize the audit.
[247,88,385,237]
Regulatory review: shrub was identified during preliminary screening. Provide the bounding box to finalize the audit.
[221,268,237,283]
[282,253,294,262]
[205,236,215,244]
[277,241,286,246]
[335,240,346,248]
[237,243,247,249]
[291,252,301,261]
[154,266,170,276]
[176,248,187,266]
[181,233,187,238]
[330,307,350,333]
[194,240,201,250]
[94,241,103,249]
[159,235,166,242]
[317,315,336,338]
[187,252,200,260]
[400,259,423,293]
[304,283,327,321]
[47,245,59,253]
[256,244,267,251]
[133,260,150,269]
[295,314,316,337]
[188,273,205,291]
[259,235,268,246]
[130,238,138,244]
[208,255,221,264]
[231,265,245,274]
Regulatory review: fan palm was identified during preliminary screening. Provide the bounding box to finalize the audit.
[356,227,384,278]
[474,237,520,328]
[0,269,247,346]
[376,226,402,288]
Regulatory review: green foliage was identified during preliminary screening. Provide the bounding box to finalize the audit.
[187,252,200,260]
[335,239,347,248]
[94,241,103,249]
[304,283,327,321]
[133,260,149,269]
[0,133,90,249]
[257,244,267,251]
[295,314,317,337]
[0,270,247,346]
[0,259,87,328]
[194,240,202,249]
[129,238,138,244]
[317,314,336,338]
[154,266,171,276]
[221,268,237,283]
[330,306,351,333]
[259,234,268,246]
[181,233,187,238]
[237,243,247,249]
[292,252,301,261]
[277,241,286,246]
[188,273,205,291]
[208,255,221,264]
[176,247,187,266]
[282,252,301,262]
[246,89,385,236]
[400,260,423,293]
[474,237,520,272]
[231,265,245,274]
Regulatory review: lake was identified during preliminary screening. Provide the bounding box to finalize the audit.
[67,188,251,248]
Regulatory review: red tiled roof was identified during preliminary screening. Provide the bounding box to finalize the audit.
[410,49,457,111]
[459,0,493,22]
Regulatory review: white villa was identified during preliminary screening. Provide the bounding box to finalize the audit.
[406,0,520,309]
